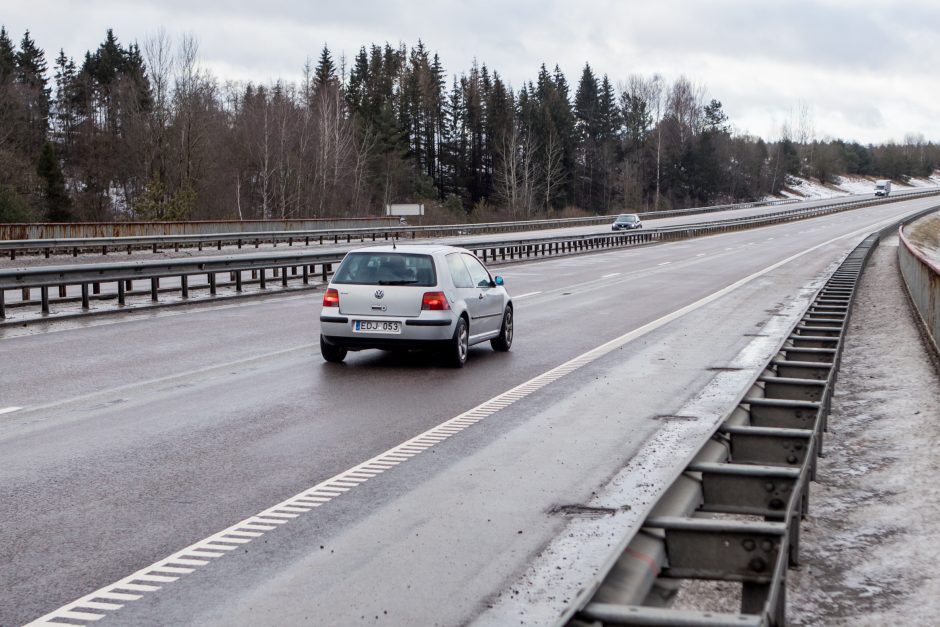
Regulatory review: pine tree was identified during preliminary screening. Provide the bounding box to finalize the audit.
[314,45,336,93]
[0,27,15,84]
[36,141,72,220]
[14,30,50,154]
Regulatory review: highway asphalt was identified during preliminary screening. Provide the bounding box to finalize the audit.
[2,195,938,626]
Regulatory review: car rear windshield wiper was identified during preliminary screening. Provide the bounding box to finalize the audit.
[377,279,419,285]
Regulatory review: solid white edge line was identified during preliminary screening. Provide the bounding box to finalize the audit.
[513,291,542,299]
[0,406,23,415]
[24,213,911,626]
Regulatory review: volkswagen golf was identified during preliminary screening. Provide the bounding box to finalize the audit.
[318,245,513,367]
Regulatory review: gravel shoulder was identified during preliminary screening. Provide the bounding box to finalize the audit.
[787,238,940,625]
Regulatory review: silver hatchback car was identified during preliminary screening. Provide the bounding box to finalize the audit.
[319,245,513,367]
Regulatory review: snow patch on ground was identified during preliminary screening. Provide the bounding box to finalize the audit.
[905,212,940,268]
[787,242,940,626]
[772,172,940,201]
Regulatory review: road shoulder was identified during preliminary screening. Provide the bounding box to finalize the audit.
[788,238,940,625]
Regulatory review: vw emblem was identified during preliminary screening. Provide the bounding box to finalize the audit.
[374,289,384,299]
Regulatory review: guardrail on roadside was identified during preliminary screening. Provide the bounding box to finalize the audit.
[2,191,938,322]
[558,205,940,626]
[898,213,940,357]
[0,197,806,259]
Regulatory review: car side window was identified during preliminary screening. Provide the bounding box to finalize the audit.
[446,253,474,288]
[462,254,492,288]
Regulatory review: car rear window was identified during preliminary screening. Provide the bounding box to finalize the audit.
[332,253,437,286]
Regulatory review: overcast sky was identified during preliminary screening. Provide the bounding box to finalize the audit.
[4,0,938,144]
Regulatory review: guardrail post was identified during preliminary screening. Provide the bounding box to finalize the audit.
[181,275,188,298]
[321,263,330,282]
[217,240,222,250]
[237,239,243,249]
[302,265,309,284]
[0,289,5,318]
[81,283,89,309]
[58,285,66,298]
[151,277,159,301]
[73,247,78,257]
[260,268,267,289]
[282,267,288,287]
[117,280,125,306]
[40,286,49,313]
[235,271,243,291]
[93,282,100,295]
[125,280,132,292]
[44,247,50,258]
[209,272,217,295]
[127,245,132,254]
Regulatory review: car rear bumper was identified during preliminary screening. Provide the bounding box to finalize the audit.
[321,334,453,351]
[319,309,456,348]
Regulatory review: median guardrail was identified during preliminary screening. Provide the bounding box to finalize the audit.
[898,212,940,357]
[0,198,806,259]
[1,191,938,322]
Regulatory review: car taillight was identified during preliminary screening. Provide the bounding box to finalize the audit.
[421,291,450,310]
[323,288,339,307]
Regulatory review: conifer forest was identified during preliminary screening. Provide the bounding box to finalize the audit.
[1,27,938,223]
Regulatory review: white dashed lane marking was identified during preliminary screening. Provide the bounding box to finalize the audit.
[602,273,621,278]
[657,262,672,266]
[514,291,543,299]
[0,406,23,415]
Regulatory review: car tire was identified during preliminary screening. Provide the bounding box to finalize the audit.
[491,306,513,352]
[448,317,469,368]
[320,335,347,363]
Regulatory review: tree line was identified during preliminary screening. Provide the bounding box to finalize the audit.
[1,27,938,223]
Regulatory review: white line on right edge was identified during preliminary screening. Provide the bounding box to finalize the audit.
[25,216,905,627]
[0,406,22,415]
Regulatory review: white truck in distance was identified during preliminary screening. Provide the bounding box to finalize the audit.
[874,179,892,196]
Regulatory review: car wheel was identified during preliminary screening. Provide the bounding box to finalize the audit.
[491,306,513,352]
[320,335,347,363]
[449,317,469,368]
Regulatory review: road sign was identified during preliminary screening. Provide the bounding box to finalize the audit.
[386,204,425,216]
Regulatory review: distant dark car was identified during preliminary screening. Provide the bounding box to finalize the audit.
[611,214,642,231]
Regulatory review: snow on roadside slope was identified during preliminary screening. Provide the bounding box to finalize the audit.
[774,172,940,200]
[787,240,940,626]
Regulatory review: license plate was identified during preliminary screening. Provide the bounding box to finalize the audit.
[354,320,402,334]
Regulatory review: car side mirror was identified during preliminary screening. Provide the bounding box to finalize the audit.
[494,276,504,286]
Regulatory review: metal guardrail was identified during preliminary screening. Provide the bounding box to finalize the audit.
[1,191,937,322]
[563,205,940,627]
[0,198,806,259]
[898,212,940,357]
[0,216,402,240]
